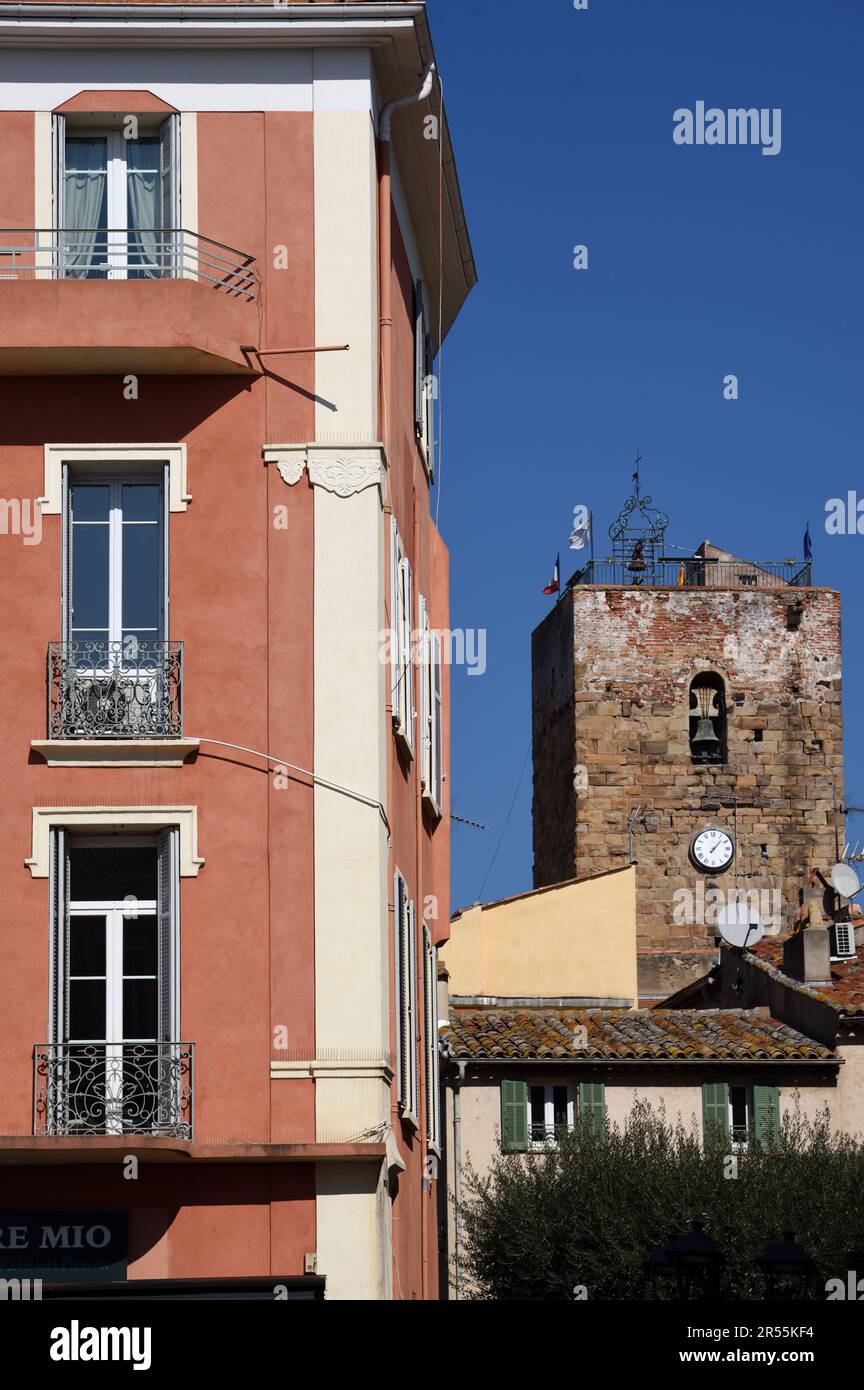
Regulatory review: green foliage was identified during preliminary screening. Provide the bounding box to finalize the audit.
[460,1099,864,1300]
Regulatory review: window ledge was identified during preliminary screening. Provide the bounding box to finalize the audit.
[399,1108,420,1135]
[31,738,199,768]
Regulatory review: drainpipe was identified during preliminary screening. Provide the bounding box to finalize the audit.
[377,63,436,450]
[451,1058,466,1300]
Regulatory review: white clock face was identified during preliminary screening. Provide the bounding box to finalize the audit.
[691,828,735,874]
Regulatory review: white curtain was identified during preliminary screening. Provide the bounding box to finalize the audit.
[127,164,160,279]
[63,141,106,279]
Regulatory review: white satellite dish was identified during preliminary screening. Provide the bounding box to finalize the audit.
[717,903,764,950]
[830,862,862,900]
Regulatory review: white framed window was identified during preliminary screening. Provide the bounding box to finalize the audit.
[394,871,418,1123]
[65,473,167,653]
[390,520,414,754]
[423,922,440,1150]
[528,1083,576,1149]
[47,828,182,1136]
[54,114,180,280]
[728,1084,753,1149]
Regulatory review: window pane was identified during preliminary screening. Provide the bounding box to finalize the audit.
[122,522,161,632]
[69,916,106,975]
[124,916,158,976]
[72,523,109,630]
[123,978,157,1040]
[71,484,109,523]
[122,484,161,523]
[553,1086,569,1130]
[68,979,106,1041]
[730,1085,749,1140]
[529,1086,546,1140]
[69,845,158,902]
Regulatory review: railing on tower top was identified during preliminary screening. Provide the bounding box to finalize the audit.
[0,229,257,300]
[568,558,813,589]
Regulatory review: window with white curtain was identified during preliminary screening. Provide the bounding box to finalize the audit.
[56,116,179,280]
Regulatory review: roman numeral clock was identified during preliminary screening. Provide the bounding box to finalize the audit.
[689,827,736,875]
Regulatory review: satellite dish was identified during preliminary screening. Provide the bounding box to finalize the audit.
[717,903,764,950]
[831,862,862,900]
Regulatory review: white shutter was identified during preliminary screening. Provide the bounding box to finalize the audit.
[391,521,406,737]
[48,827,68,1044]
[157,826,179,1042]
[401,557,414,750]
[407,898,418,1118]
[394,872,409,1108]
[159,114,180,275]
[414,280,425,437]
[418,596,430,792]
[423,924,440,1148]
[51,113,66,276]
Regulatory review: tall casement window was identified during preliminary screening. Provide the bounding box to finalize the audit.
[500,1079,605,1152]
[53,114,180,279]
[56,470,177,738]
[41,831,190,1138]
[689,672,727,765]
[418,595,443,816]
[702,1081,780,1151]
[422,923,441,1149]
[391,521,414,753]
[394,872,418,1122]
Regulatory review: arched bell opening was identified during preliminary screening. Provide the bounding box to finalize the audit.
[689,672,727,765]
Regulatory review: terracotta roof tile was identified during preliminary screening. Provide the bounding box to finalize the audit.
[443,1007,835,1062]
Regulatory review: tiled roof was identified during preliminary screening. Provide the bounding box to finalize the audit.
[748,937,864,1017]
[443,1007,835,1062]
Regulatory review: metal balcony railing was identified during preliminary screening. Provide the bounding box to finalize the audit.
[568,558,813,589]
[0,229,257,300]
[48,640,183,740]
[34,1042,194,1140]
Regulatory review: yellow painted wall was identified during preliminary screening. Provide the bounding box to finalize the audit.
[442,867,637,1003]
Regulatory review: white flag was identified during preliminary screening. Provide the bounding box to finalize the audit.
[570,504,591,551]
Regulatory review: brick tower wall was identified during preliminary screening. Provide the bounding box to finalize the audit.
[532,585,844,998]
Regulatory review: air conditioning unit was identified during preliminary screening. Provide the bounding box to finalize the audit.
[829,921,856,961]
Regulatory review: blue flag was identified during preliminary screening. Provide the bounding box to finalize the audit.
[803,525,812,562]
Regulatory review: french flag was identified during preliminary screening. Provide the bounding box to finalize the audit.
[543,554,560,595]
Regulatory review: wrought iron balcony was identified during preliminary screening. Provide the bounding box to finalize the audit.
[34,1042,194,1140]
[48,640,183,740]
[0,229,257,300]
[568,558,813,589]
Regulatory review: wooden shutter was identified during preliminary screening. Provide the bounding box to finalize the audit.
[402,558,414,748]
[431,631,443,810]
[157,827,179,1043]
[407,898,418,1116]
[159,114,180,273]
[413,280,425,436]
[702,1081,730,1144]
[423,924,440,1146]
[754,1083,780,1151]
[579,1080,605,1136]
[52,113,65,238]
[418,595,430,790]
[395,873,409,1108]
[48,827,68,1043]
[500,1079,528,1153]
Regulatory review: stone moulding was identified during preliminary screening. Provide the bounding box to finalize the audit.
[263,442,388,498]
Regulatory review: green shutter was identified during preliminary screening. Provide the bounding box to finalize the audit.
[702,1081,730,1144]
[754,1084,780,1151]
[579,1080,605,1136]
[500,1079,528,1152]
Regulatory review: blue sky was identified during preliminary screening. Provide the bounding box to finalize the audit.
[428,0,864,912]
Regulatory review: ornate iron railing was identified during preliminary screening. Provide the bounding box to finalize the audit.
[34,1043,194,1140]
[0,229,257,300]
[48,640,183,739]
[568,559,812,589]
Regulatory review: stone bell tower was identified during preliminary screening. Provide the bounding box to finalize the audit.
[531,475,843,1000]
